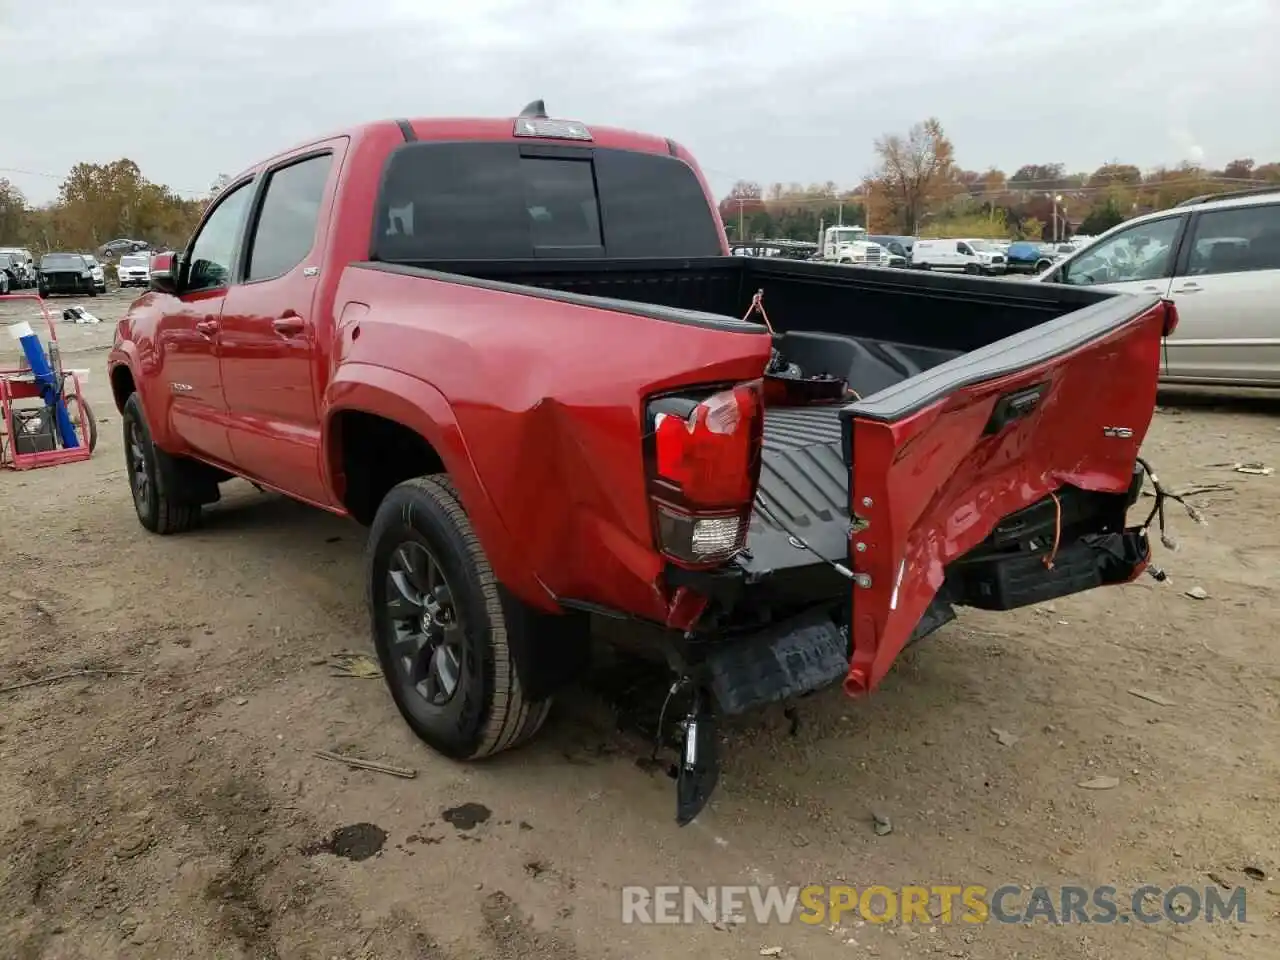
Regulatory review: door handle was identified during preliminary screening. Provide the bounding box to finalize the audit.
[272,315,305,336]
[195,319,219,335]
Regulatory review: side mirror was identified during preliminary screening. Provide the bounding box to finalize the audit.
[149,252,179,294]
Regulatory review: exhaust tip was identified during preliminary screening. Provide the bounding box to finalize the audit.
[843,667,868,697]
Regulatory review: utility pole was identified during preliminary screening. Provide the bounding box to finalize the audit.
[737,198,745,240]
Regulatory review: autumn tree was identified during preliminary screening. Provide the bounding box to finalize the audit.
[868,118,955,234]
[53,159,204,251]
[1220,158,1255,180]
[719,180,768,239]
[1019,217,1045,241]
[1087,163,1142,188]
[0,178,28,244]
[1009,164,1066,190]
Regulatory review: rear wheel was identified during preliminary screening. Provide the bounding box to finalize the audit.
[368,476,551,760]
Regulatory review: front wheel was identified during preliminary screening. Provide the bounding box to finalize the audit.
[368,476,551,761]
[121,393,201,534]
[964,263,981,275]
[0,274,8,294]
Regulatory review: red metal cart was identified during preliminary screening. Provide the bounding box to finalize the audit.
[1,293,96,471]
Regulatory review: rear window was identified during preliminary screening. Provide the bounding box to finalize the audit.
[120,255,148,268]
[372,142,722,261]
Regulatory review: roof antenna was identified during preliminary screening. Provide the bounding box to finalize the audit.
[519,99,548,118]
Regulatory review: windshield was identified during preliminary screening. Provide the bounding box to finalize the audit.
[41,254,85,269]
[967,240,996,252]
[120,255,148,268]
[832,229,866,244]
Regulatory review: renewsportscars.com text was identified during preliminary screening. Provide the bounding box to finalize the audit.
[620,884,1249,926]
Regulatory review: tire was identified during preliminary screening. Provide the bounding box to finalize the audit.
[88,286,98,297]
[1036,260,1053,272]
[368,475,551,761]
[121,393,201,534]
[0,274,8,294]
[964,264,981,275]
[37,287,48,298]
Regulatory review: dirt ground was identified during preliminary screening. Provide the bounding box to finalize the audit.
[0,289,1277,960]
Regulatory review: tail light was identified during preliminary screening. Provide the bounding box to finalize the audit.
[644,381,763,567]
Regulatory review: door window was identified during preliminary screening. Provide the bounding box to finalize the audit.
[956,242,971,256]
[186,182,253,293]
[1183,203,1280,276]
[246,154,334,282]
[1062,215,1183,285]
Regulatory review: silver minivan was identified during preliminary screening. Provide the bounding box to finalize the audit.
[1040,188,1280,388]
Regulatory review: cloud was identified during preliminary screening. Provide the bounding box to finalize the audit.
[1,0,1277,205]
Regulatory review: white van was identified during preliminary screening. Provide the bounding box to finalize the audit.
[910,238,1007,275]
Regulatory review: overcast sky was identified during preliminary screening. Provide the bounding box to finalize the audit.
[2,0,1277,205]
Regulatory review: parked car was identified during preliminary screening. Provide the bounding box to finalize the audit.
[866,235,913,267]
[0,253,23,293]
[1005,241,1059,274]
[1039,186,1280,387]
[37,252,99,297]
[108,105,1174,824]
[911,238,1008,274]
[0,247,35,287]
[98,238,149,259]
[82,255,108,293]
[116,253,151,287]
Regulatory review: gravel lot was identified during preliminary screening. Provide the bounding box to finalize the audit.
[1,290,1277,959]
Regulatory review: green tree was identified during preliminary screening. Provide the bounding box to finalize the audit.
[1079,196,1127,236]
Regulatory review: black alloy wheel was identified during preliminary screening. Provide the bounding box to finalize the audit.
[384,540,465,708]
[126,416,151,514]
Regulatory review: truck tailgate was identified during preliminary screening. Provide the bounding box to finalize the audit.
[841,295,1175,695]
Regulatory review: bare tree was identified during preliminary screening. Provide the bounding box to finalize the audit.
[870,118,955,234]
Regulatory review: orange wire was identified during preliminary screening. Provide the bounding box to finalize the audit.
[1043,491,1062,570]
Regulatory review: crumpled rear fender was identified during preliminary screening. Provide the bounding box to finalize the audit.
[324,362,556,611]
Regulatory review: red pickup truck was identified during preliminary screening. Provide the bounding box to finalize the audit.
[108,102,1178,824]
